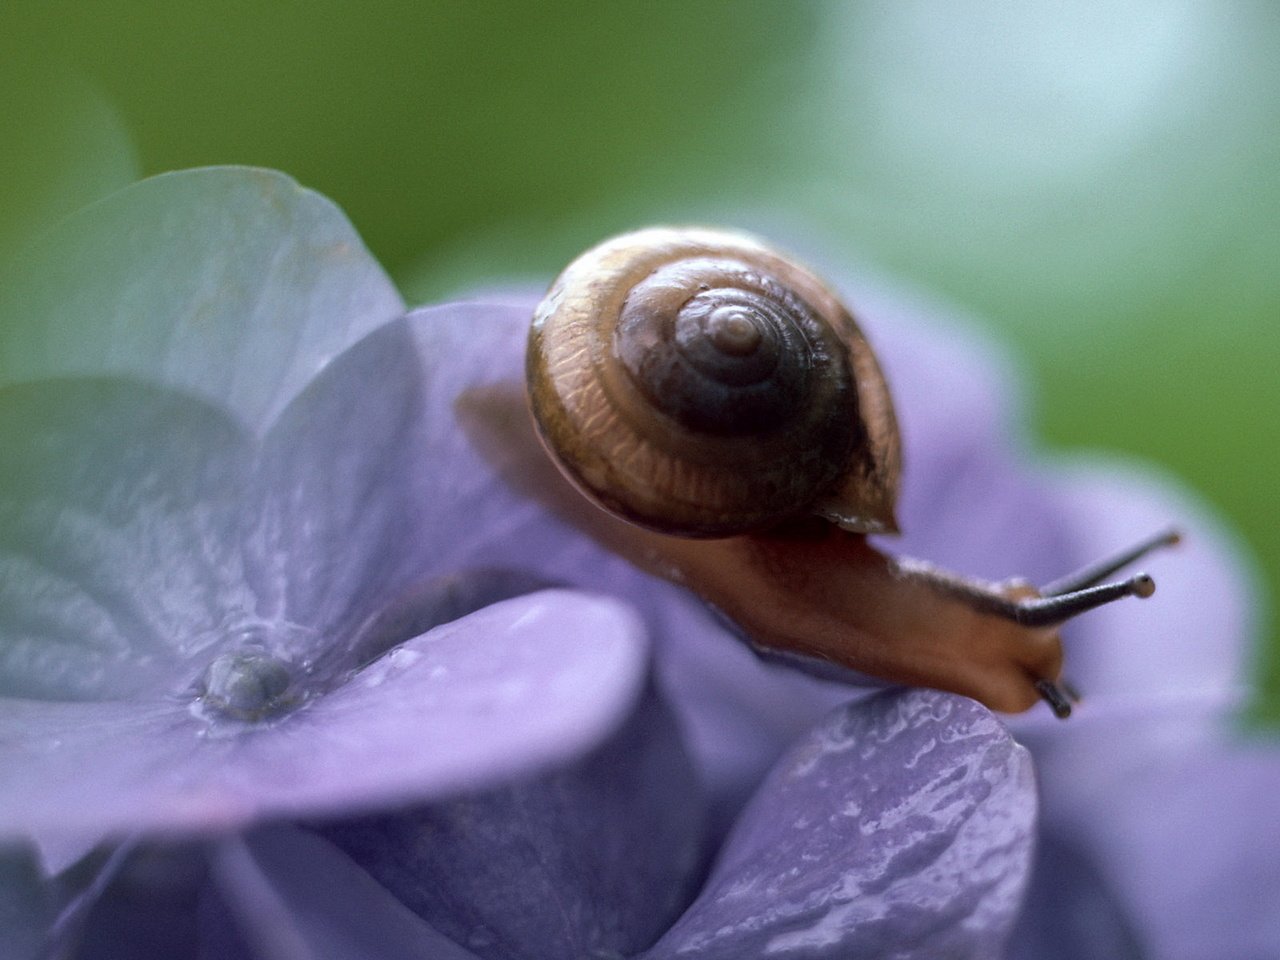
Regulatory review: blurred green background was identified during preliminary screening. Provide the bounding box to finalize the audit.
[5,1,1278,719]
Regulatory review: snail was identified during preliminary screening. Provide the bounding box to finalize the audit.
[522,227,1178,718]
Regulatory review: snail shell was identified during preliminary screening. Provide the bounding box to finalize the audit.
[526,227,901,538]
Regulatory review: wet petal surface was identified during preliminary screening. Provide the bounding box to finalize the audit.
[645,689,1036,960]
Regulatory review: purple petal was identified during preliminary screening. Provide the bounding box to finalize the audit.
[1007,463,1273,959]
[250,321,429,641]
[1,590,648,854]
[204,825,479,960]
[1005,832,1146,960]
[65,843,206,960]
[645,690,1036,960]
[319,676,708,960]
[1039,461,1256,709]
[0,379,254,700]
[0,167,404,430]
[1029,716,1280,960]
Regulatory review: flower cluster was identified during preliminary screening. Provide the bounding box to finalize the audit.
[0,168,1275,960]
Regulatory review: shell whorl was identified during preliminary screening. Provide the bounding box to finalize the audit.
[527,227,901,537]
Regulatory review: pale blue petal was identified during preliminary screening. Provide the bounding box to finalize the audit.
[645,690,1036,960]
[0,590,649,852]
[247,308,591,654]
[0,379,255,700]
[0,167,404,430]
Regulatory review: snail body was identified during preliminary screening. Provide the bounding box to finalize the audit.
[520,228,1171,717]
[527,228,899,537]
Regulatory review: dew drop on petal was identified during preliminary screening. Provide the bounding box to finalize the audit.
[196,649,298,722]
[190,619,318,723]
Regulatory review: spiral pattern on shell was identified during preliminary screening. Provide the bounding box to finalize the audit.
[527,227,901,537]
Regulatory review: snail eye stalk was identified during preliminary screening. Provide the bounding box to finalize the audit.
[1040,528,1182,596]
[930,570,1158,629]
[1010,575,1156,627]
[958,530,1180,719]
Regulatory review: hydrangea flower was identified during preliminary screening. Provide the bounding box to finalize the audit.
[0,167,1275,960]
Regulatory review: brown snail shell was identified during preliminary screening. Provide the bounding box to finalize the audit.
[526,227,901,538]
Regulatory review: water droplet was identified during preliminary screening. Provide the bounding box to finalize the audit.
[195,649,297,722]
